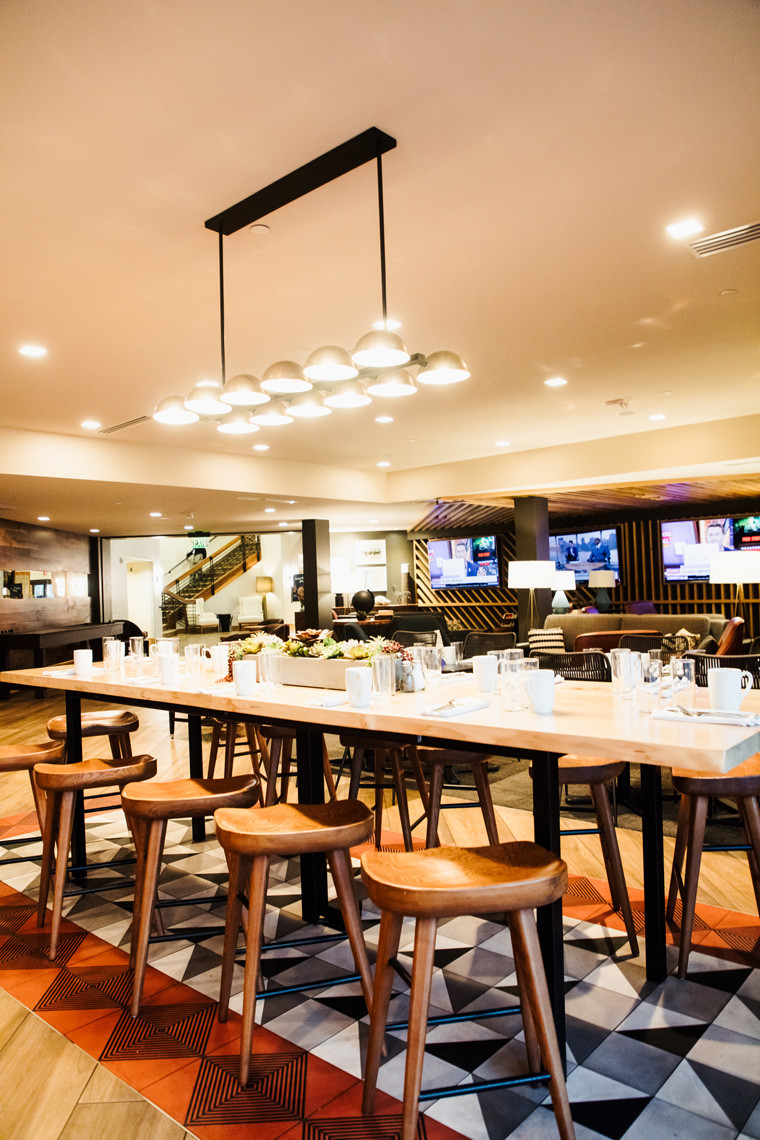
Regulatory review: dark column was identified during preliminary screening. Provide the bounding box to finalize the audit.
[514,497,551,642]
[301,520,332,629]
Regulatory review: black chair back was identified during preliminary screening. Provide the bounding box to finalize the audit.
[618,632,663,654]
[387,612,451,646]
[684,652,760,687]
[393,629,437,648]
[462,631,517,657]
[535,650,611,682]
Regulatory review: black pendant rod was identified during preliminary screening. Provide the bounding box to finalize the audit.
[218,231,226,383]
[376,151,388,324]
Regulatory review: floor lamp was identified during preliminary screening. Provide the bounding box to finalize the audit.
[710,551,760,627]
[256,575,275,620]
[508,560,557,637]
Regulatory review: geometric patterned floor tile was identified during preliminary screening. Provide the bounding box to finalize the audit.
[0,929,87,968]
[35,965,133,1010]
[100,1001,217,1061]
[186,1051,307,1125]
[570,1095,652,1139]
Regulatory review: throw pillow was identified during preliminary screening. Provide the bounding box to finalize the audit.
[528,627,566,654]
[675,627,701,650]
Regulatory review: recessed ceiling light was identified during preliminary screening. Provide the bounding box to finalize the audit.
[149,511,162,518]
[184,524,194,530]
[544,377,567,388]
[377,460,391,468]
[89,528,100,534]
[278,521,289,527]
[19,344,47,357]
[37,515,50,521]
[648,413,666,422]
[264,508,276,514]
[286,500,296,505]
[252,443,270,451]
[81,420,101,430]
[375,415,394,424]
[495,440,510,447]
[666,218,703,239]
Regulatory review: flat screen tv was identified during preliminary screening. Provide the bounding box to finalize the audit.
[733,515,760,552]
[427,535,500,590]
[549,528,620,584]
[660,517,734,582]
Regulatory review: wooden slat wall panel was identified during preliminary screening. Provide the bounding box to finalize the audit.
[412,531,518,632]
[0,518,94,634]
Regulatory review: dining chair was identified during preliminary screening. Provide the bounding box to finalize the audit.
[462,630,517,657]
[534,650,611,682]
[618,632,663,654]
[393,629,437,648]
[684,652,760,688]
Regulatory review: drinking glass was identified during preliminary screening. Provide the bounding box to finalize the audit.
[104,639,124,679]
[518,656,539,709]
[129,635,144,659]
[618,651,642,702]
[670,657,696,710]
[441,642,463,670]
[638,656,662,715]
[610,647,630,698]
[371,655,395,701]
[258,650,283,689]
[184,643,204,690]
[421,646,442,688]
[487,649,510,693]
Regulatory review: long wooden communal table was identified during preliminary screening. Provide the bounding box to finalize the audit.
[3,663,760,1065]
[0,621,126,699]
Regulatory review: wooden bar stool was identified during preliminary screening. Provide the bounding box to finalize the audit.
[667,755,760,978]
[0,741,65,864]
[46,709,139,760]
[34,754,157,959]
[361,843,574,1140]
[340,731,414,850]
[256,723,337,806]
[206,714,265,791]
[539,756,638,955]
[409,747,501,846]
[121,775,260,1016]
[215,799,374,1086]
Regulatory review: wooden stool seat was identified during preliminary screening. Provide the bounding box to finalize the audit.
[557,755,626,785]
[122,775,260,1016]
[216,799,374,1086]
[668,753,760,977]
[410,747,500,847]
[0,741,64,770]
[361,843,574,1140]
[35,754,157,959]
[46,710,139,740]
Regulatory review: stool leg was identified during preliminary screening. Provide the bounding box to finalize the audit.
[471,759,501,845]
[207,721,223,779]
[218,851,245,1022]
[49,790,76,960]
[242,723,266,805]
[510,908,574,1140]
[120,733,133,760]
[326,848,373,1012]
[28,769,47,835]
[322,739,337,802]
[223,722,237,779]
[425,764,445,847]
[131,818,167,1017]
[362,909,403,1114]
[590,782,638,955]
[240,855,270,1087]
[389,749,413,852]
[407,747,430,816]
[263,737,283,807]
[738,796,760,918]
[127,815,148,969]
[677,793,708,979]
[36,788,60,928]
[278,736,294,802]
[667,795,690,921]
[373,750,386,848]
[401,916,437,1140]
[509,916,540,1073]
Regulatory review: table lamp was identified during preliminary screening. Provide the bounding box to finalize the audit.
[588,569,616,613]
[710,551,760,619]
[256,575,275,620]
[552,569,576,614]
[508,560,556,631]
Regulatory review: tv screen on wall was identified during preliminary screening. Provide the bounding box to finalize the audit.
[660,517,734,582]
[733,516,760,552]
[427,536,500,590]
[549,529,620,584]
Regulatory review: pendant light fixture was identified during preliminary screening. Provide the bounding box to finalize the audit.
[220,373,270,406]
[153,396,199,425]
[323,380,372,408]
[261,360,312,394]
[366,369,418,398]
[216,409,259,434]
[303,345,358,382]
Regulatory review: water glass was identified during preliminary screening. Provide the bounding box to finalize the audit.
[487,649,510,693]
[258,651,283,689]
[670,657,696,710]
[638,656,662,714]
[499,659,524,712]
[104,639,124,679]
[441,642,463,669]
[610,647,630,698]
[519,657,539,709]
[371,654,395,701]
[184,643,204,690]
[129,635,144,659]
[421,646,443,688]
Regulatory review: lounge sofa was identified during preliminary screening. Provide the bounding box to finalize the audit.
[543,611,727,652]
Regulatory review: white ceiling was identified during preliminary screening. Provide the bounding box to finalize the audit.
[1,0,759,536]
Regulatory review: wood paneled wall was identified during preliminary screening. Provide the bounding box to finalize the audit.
[0,518,95,635]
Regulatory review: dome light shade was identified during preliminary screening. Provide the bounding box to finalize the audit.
[352,329,410,368]
[184,385,232,415]
[261,360,312,394]
[153,396,199,425]
[303,345,358,382]
[366,368,417,398]
[324,381,372,408]
[288,391,332,418]
[250,400,294,426]
[417,350,470,385]
[217,410,259,434]
[220,373,270,407]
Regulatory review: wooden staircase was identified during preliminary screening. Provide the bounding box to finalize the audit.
[161,534,262,630]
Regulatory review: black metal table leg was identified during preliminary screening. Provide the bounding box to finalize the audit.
[641,763,667,981]
[66,690,87,879]
[531,749,566,1068]
[188,713,206,842]
[296,725,329,924]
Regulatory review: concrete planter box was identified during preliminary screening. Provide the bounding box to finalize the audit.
[244,653,363,689]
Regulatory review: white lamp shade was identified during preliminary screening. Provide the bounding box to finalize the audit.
[220,373,270,407]
[553,569,576,590]
[588,570,616,588]
[352,329,410,368]
[184,385,232,416]
[508,560,557,589]
[153,396,199,425]
[250,400,293,426]
[288,391,332,418]
[303,345,358,382]
[710,550,760,584]
[324,381,372,408]
[366,369,417,397]
[416,350,470,385]
[216,410,259,434]
[261,360,312,394]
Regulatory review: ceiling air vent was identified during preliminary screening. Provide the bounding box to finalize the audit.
[689,222,760,258]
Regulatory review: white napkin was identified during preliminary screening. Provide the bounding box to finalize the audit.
[421,697,491,718]
[653,708,760,727]
[306,694,347,708]
[42,668,75,676]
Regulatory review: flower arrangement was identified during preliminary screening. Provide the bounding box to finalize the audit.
[228,633,411,663]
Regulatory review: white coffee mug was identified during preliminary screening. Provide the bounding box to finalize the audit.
[707,667,753,713]
[73,649,93,679]
[523,670,555,715]
[233,659,257,697]
[345,666,372,708]
[158,653,180,686]
[473,654,498,693]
